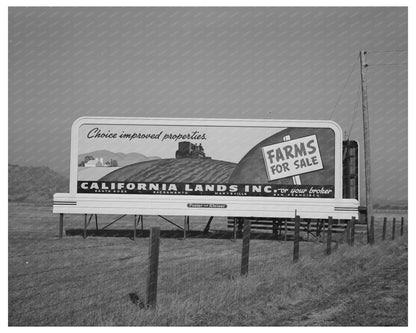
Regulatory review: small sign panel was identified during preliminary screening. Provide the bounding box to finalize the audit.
[187,203,227,209]
[262,135,323,181]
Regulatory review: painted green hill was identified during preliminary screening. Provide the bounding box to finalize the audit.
[99,158,236,183]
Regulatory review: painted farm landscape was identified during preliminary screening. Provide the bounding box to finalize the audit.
[100,158,236,183]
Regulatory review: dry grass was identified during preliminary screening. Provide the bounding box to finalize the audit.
[8,203,407,326]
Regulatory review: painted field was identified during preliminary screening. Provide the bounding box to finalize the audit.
[99,158,236,183]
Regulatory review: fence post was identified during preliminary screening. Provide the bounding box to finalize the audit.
[369,216,375,245]
[284,220,288,241]
[351,217,355,246]
[326,216,332,255]
[392,218,396,240]
[59,213,64,239]
[183,216,187,239]
[400,217,404,236]
[240,219,251,276]
[133,215,137,241]
[146,227,160,308]
[233,217,237,241]
[293,215,300,262]
[346,219,352,245]
[382,217,387,241]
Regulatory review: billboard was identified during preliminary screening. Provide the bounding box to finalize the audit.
[53,117,359,219]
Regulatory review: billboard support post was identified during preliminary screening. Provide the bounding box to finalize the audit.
[83,214,87,239]
[326,216,333,255]
[233,218,237,241]
[183,216,188,239]
[59,213,64,239]
[351,217,356,246]
[133,215,137,241]
[293,215,300,262]
[203,216,214,234]
[284,220,288,241]
[94,214,98,233]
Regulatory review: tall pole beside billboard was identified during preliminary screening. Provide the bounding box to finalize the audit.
[359,50,373,222]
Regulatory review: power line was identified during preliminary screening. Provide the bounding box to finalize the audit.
[329,55,359,120]
[366,49,407,53]
[368,63,407,66]
[346,83,362,141]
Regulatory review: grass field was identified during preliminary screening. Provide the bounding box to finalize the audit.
[8,203,407,326]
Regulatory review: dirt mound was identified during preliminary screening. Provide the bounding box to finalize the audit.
[8,164,68,204]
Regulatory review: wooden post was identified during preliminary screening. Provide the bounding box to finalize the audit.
[293,215,300,262]
[203,216,214,234]
[307,221,310,240]
[133,215,137,241]
[382,217,387,241]
[400,217,404,236]
[140,215,144,232]
[326,217,333,255]
[146,227,160,308]
[240,219,251,276]
[233,217,237,241]
[369,216,375,245]
[237,218,243,237]
[346,219,352,245]
[83,214,87,239]
[186,216,190,232]
[95,214,98,234]
[284,220,288,241]
[392,217,396,240]
[183,216,187,239]
[351,217,356,246]
[59,213,64,239]
[322,221,326,242]
[359,50,373,231]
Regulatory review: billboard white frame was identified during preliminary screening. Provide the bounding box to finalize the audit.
[53,117,359,219]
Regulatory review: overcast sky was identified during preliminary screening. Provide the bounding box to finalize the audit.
[8,7,407,202]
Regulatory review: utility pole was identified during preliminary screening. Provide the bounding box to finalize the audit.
[359,50,373,224]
